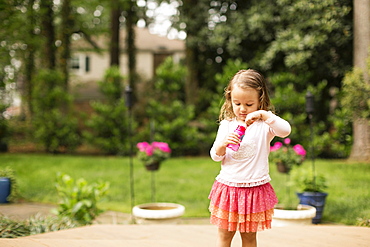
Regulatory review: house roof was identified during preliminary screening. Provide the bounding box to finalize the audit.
[72,27,185,53]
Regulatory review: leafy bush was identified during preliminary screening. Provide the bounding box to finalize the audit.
[290,165,328,193]
[28,214,78,235]
[84,66,131,155]
[32,69,81,153]
[341,63,370,119]
[269,71,352,158]
[0,214,78,238]
[139,57,204,155]
[148,99,200,156]
[0,166,20,201]
[0,216,29,238]
[54,173,109,225]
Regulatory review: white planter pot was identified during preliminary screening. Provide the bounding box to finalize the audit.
[272,204,316,227]
[132,202,185,224]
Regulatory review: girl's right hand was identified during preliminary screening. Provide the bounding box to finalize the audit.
[215,133,240,156]
[223,132,241,147]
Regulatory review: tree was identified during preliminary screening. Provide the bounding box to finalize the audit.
[123,0,137,89]
[348,0,370,161]
[40,0,56,69]
[59,0,74,90]
[110,0,121,66]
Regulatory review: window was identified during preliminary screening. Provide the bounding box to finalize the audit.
[85,56,90,72]
[70,57,80,70]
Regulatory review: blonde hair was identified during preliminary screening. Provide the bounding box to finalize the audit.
[219,69,273,121]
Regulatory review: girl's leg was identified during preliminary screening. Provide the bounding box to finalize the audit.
[239,232,257,247]
[217,228,236,247]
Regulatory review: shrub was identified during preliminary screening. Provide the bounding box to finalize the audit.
[0,166,20,202]
[54,173,109,225]
[0,216,29,238]
[84,66,131,155]
[341,65,370,119]
[28,214,78,235]
[32,69,80,153]
[0,214,78,238]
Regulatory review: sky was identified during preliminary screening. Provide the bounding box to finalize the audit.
[137,0,186,40]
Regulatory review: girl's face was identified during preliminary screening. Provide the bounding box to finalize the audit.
[231,85,260,122]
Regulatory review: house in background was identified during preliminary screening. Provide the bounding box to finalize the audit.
[70,27,185,100]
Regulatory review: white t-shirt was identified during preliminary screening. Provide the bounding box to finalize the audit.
[210,113,291,187]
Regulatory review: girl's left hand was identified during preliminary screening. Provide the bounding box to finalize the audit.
[245,110,263,126]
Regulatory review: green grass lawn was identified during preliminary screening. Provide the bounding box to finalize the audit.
[1,153,369,225]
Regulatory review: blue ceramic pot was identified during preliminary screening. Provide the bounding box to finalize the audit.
[297,192,328,224]
[0,177,11,203]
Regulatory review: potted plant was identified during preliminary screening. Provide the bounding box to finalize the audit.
[291,165,328,224]
[269,139,317,226]
[136,141,171,171]
[0,167,19,203]
[270,138,307,174]
[134,141,185,224]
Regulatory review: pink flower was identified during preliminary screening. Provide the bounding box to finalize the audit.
[270,142,283,152]
[145,145,154,156]
[293,144,306,156]
[137,142,150,152]
[284,138,291,145]
[152,142,171,153]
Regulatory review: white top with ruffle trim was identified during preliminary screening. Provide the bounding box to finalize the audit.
[210,113,291,187]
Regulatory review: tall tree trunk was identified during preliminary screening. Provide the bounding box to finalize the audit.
[185,44,199,105]
[351,0,370,161]
[124,0,136,88]
[40,0,56,70]
[181,0,204,106]
[110,0,121,66]
[60,0,73,91]
[23,0,36,118]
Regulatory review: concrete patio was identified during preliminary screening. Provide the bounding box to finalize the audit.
[1,203,369,246]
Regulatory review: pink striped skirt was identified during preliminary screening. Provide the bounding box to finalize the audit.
[208,180,278,232]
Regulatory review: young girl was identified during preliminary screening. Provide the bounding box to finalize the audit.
[209,69,291,247]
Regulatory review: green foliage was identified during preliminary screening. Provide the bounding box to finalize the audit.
[54,173,109,225]
[148,99,200,156]
[0,166,20,202]
[145,58,205,155]
[290,165,328,192]
[27,214,78,235]
[32,69,81,153]
[356,217,370,227]
[269,72,351,158]
[0,216,30,238]
[84,66,131,155]
[341,62,370,119]
[154,56,187,102]
[0,214,78,238]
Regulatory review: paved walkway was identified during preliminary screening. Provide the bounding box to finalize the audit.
[1,203,370,247]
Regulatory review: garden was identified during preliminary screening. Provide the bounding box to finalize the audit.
[1,0,370,239]
[1,153,369,226]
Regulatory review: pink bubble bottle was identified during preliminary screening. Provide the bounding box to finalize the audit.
[227,125,246,151]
